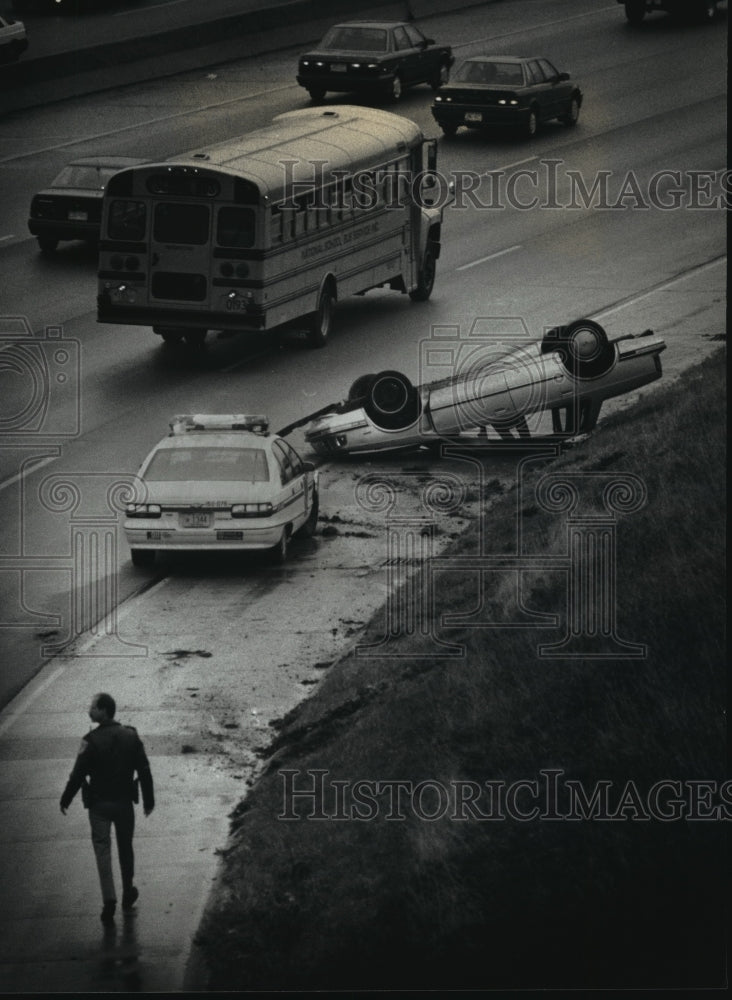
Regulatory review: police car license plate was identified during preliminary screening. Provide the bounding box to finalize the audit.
[181,512,211,528]
[465,112,482,123]
[330,63,347,72]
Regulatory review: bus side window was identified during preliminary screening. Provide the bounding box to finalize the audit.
[294,194,308,237]
[270,204,284,243]
[217,207,255,249]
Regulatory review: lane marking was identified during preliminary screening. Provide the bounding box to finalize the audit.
[0,234,14,243]
[456,244,521,271]
[594,255,727,320]
[0,665,66,736]
[0,7,622,164]
[451,5,620,51]
[0,84,294,165]
[0,456,59,495]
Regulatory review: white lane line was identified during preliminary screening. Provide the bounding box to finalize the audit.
[0,456,59,495]
[497,157,538,172]
[594,256,727,320]
[72,576,171,655]
[451,5,620,50]
[0,665,66,737]
[456,244,521,272]
[0,234,14,243]
[0,84,295,165]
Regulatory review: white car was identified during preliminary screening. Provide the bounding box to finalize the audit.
[126,414,319,567]
[0,13,28,63]
[301,320,666,456]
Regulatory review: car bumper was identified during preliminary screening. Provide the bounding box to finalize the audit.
[297,71,392,94]
[431,104,529,128]
[28,219,100,242]
[125,521,284,552]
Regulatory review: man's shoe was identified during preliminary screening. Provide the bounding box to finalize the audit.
[122,886,139,911]
[101,901,116,926]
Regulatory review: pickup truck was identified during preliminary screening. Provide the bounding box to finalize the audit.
[618,0,719,23]
[0,13,28,62]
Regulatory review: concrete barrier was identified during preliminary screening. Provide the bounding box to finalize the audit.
[1,0,494,114]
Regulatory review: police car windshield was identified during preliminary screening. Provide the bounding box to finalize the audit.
[145,447,269,482]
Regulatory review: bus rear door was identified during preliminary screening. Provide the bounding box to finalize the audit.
[148,199,213,316]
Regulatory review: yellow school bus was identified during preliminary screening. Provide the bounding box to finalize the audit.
[97,106,446,349]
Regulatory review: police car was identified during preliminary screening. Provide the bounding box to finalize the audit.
[125,414,319,567]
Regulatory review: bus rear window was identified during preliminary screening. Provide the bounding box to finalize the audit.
[108,200,146,241]
[153,203,210,245]
[217,207,255,249]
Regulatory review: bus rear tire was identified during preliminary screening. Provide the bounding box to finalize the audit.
[307,286,335,348]
[184,330,207,349]
[154,327,185,344]
[409,245,436,302]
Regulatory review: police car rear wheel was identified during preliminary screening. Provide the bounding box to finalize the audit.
[270,528,289,564]
[297,491,319,538]
[131,549,155,569]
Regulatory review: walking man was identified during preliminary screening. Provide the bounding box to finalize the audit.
[60,692,154,926]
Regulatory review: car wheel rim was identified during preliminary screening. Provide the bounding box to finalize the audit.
[393,77,402,100]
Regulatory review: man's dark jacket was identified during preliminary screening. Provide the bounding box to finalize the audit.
[60,719,154,811]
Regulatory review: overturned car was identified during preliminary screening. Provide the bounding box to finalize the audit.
[299,320,665,456]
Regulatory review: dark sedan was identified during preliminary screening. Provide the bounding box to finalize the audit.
[431,55,582,139]
[297,20,453,103]
[28,156,148,253]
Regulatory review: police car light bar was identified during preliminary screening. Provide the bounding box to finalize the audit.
[169,414,270,435]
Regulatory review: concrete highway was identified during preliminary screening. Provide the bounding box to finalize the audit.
[0,0,727,990]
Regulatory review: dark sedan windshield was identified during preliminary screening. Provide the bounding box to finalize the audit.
[453,60,525,86]
[319,26,388,52]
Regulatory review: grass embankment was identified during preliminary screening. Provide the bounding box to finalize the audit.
[195,348,727,990]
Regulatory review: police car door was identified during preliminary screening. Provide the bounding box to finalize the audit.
[272,440,306,530]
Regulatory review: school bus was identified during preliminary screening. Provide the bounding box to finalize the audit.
[97,106,447,349]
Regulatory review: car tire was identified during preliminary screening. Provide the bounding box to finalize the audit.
[154,327,185,344]
[307,284,335,348]
[269,527,289,564]
[363,370,421,430]
[297,490,319,538]
[131,549,156,569]
[698,1,717,21]
[184,330,207,349]
[307,87,326,102]
[523,107,539,139]
[409,244,436,302]
[561,95,581,126]
[440,122,458,137]
[542,319,615,379]
[624,0,646,24]
[431,62,450,91]
[389,73,403,102]
[37,237,58,254]
[348,373,377,401]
